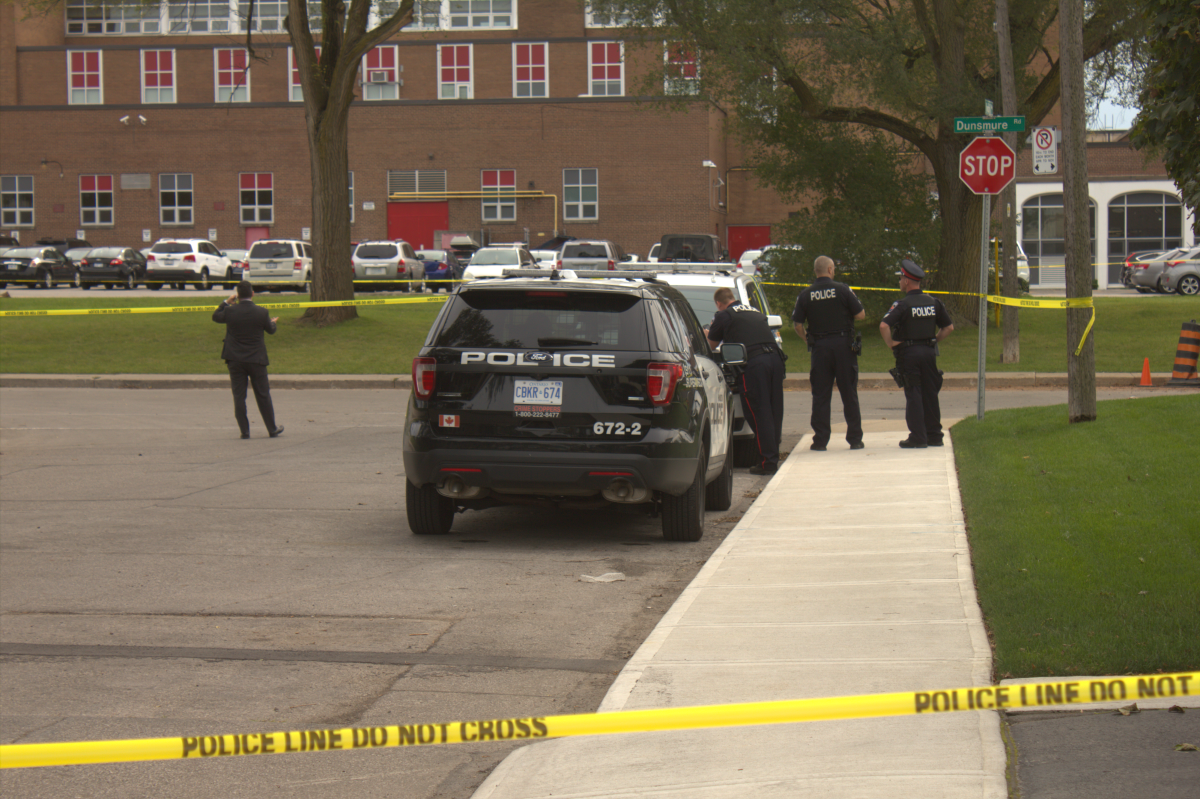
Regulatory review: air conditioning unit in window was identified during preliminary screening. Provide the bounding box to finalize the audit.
[368,71,391,83]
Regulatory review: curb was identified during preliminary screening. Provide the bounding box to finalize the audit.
[0,373,1179,390]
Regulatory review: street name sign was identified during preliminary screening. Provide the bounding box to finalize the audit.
[954,116,1026,133]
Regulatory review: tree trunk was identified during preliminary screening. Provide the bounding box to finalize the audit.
[932,139,985,325]
[1061,0,1096,422]
[996,0,1021,362]
[303,98,359,327]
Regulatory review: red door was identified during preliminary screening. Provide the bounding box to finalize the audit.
[726,225,772,262]
[387,202,449,250]
[244,227,270,249]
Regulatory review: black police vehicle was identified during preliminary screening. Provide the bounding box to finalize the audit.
[403,269,745,541]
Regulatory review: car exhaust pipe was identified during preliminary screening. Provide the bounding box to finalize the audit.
[601,479,649,504]
[437,475,485,500]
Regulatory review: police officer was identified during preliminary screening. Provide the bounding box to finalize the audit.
[879,259,954,448]
[792,256,866,451]
[707,287,785,475]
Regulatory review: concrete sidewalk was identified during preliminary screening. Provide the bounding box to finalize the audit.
[473,421,1011,799]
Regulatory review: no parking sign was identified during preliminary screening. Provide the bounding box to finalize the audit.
[1032,126,1058,174]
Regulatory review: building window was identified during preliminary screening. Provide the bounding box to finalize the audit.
[167,0,230,33]
[290,46,321,101]
[438,44,473,99]
[511,43,547,98]
[68,51,103,105]
[450,0,512,28]
[160,173,193,225]
[1,176,35,228]
[585,7,633,27]
[563,169,598,221]
[363,46,401,101]
[237,0,286,31]
[482,169,516,221]
[1021,194,1096,286]
[1107,192,1184,259]
[215,48,250,102]
[66,0,161,34]
[239,173,273,224]
[141,50,175,103]
[664,42,699,95]
[348,171,355,224]
[589,42,623,96]
[80,175,114,226]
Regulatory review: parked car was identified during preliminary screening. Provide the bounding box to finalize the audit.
[0,235,19,247]
[415,248,465,292]
[35,237,92,258]
[245,239,314,292]
[737,249,764,272]
[0,245,78,288]
[448,235,481,266]
[78,246,147,289]
[557,239,629,271]
[647,243,661,263]
[403,269,741,540]
[64,246,93,266]
[145,238,230,290]
[1121,250,1167,288]
[221,248,250,288]
[654,268,786,467]
[1159,246,1200,296]
[1131,248,1188,293]
[461,245,540,280]
[351,240,424,292]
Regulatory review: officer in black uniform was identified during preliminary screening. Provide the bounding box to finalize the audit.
[792,255,866,451]
[880,259,954,448]
[707,287,785,475]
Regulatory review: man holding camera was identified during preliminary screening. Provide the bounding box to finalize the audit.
[212,281,283,440]
[880,259,954,448]
[792,255,866,451]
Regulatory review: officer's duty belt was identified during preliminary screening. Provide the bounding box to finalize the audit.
[896,339,937,348]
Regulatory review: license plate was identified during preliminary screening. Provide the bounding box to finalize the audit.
[161,259,176,267]
[366,267,386,276]
[513,380,563,405]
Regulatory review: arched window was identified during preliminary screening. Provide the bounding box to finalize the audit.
[1021,194,1095,287]
[1107,192,1184,282]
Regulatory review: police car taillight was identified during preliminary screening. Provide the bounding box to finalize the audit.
[412,357,436,400]
[607,260,615,270]
[646,362,683,406]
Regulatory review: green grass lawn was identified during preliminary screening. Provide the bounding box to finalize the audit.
[1,292,1198,374]
[952,395,1200,678]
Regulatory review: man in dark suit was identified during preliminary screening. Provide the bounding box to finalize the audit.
[212,281,283,439]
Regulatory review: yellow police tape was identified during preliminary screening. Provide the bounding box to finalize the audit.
[2,671,1195,769]
[0,293,448,318]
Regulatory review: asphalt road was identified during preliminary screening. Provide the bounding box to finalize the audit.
[0,385,1188,797]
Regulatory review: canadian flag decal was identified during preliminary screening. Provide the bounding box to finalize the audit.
[439,414,460,428]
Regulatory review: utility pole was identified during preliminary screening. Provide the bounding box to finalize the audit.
[1060,0,1097,422]
[996,0,1020,363]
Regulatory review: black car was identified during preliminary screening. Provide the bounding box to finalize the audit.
[403,269,743,541]
[0,246,78,288]
[79,247,148,290]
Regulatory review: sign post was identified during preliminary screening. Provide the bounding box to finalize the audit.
[959,130,1019,420]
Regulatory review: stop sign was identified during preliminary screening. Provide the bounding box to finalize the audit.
[959,136,1017,194]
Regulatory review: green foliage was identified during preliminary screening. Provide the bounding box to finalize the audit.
[953,395,1200,677]
[1129,0,1200,233]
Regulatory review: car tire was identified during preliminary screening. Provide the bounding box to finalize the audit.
[72,270,82,288]
[148,282,162,291]
[124,273,136,290]
[406,480,455,535]
[174,282,186,290]
[1177,275,1200,296]
[299,277,311,294]
[196,269,210,290]
[704,438,734,512]
[1135,286,1151,294]
[223,268,236,290]
[81,282,91,290]
[1155,278,1171,294]
[104,283,114,289]
[732,436,759,468]
[662,443,706,542]
[40,271,53,289]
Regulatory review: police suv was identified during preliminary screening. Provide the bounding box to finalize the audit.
[403,269,745,541]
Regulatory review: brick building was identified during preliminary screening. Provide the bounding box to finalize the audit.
[0,0,785,260]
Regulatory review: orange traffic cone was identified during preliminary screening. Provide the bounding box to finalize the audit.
[1140,357,1152,387]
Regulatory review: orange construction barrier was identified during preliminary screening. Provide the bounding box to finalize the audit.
[1169,320,1200,387]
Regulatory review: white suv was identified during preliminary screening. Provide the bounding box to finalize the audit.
[145,239,231,291]
[245,239,314,293]
[351,240,424,293]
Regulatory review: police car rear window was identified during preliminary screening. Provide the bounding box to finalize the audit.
[435,290,648,350]
[356,244,398,259]
[250,242,294,259]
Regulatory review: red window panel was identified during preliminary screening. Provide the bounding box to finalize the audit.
[482,170,515,189]
[592,42,621,82]
[71,51,101,89]
[80,175,113,193]
[143,51,173,88]
[515,44,545,81]
[667,44,697,79]
[441,45,470,84]
[240,173,272,191]
[217,49,249,87]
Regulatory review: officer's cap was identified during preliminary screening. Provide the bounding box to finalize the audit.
[898,259,925,281]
